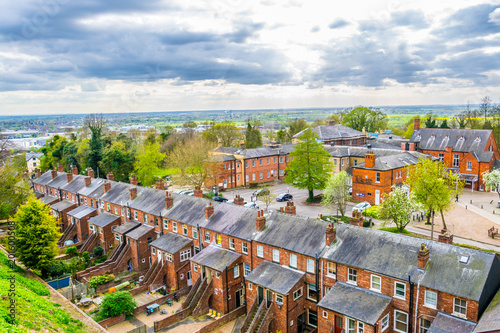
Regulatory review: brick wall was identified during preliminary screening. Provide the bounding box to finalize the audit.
[193,306,245,333]
[98,313,126,328]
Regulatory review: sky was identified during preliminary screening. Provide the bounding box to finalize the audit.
[1,0,500,115]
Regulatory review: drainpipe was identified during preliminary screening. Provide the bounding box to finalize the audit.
[197,223,203,251]
[413,276,421,333]
[408,275,414,333]
[160,213,163,236]
[225,267,229,313]
[315,252,319,301]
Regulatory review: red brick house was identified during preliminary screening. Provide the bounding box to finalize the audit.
[406,119,500,190]
[65,205,98,244]
[87,211,121,251]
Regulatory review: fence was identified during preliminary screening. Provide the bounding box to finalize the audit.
[59,279,88,301]
[46,274,72,289]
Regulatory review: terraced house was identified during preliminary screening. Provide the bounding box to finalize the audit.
[31,167,500,333]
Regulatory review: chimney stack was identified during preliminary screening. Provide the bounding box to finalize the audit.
[364,152,376,169]
[205,203,214,219]
[325,223,337,246]
[438,229,453,245]
[130,174,138,186]
[418,243,430,270]
[280,207,284,213]
[156,179,165,190]
[107,172,114,181]
[414,118,420,131]
[66,172,73,183]
[87,167,95,178]
[234,194,244,206]
[256,210,266,231]
[58,163,63,172]
[84,176,91,187]
[72,164,78,175]
[35,169,41,178]
[165,191,174,210]
[194,186,203,198]
[129,187,137,200]
[284,201,296,215]
[51,169,58,179]
[103,181,111,193]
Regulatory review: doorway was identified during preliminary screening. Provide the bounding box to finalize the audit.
[187,271,192,286]
[258,286,264,305]
[266,289,273,307]
[297,313,306,333]
[375,190,380,205]
[235,289,243,308]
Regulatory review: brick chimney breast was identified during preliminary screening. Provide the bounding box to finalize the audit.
[84,176,91,187]
[418,243,430,270]
[165,191,173,209]
[66,172,73,183]
[325,223,337,246]
[438,229,454,245]
[205,203,214,219]
[107,172,114,181]
[58,163,63,172]
[285,201,296,215]
[156,179,165,190]
[129,187,137,200]
[51,170,58,179]
[364,152,376,169]
[414,118,420,131]
[87,167,95,178]
[256,209,266,231]
[130,174,138,186]
[194,186,203,198]
[71,165,78,175]
[234,194,244,206]
[103,181,111,193]
[35,169,41,178]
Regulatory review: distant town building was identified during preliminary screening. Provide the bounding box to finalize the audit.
[26,152,43,173]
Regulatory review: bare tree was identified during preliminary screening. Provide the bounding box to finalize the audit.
[259,187,277,211]
[480,95,492,120]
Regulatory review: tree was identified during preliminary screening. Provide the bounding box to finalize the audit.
[99,141,135,182]
[259,188,277,211]
[68,257,85,278]
[288,119,309,136]
[46,260,68,279]
[439,119,450,128]
[245,123,263,148]
[99,291,137,319]
[65,246,79,258]
[84,114,105,173]
[203,122,241,147]
[276,129,291,144]
[284,129,333,201]
[424,114,437,128]
[93,245,104,257]
[341,106,388,132]
[405,158,463,230]
[480,95,492,120]
[134,142,166,186]
[14,195,61,271]
[322,171,351,217]
[379,185,422,232]
[483,169,500,197]
[0,155,30,219]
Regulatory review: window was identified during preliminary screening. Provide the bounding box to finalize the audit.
[257,245,264,258]
[252,160,255,167]
[245,161,248,168]
[394,311,408,333]
[322,311,328,319]
[376,172,381,183]
[276,294,283,305]
[327,262,336,278]
[381,314,389,331]
[115,233,119,240]
[453,154,459,167]
[438,153,444,161]
[286,156,289,162]
[307,283,318,302]
[193,264,198,271]
[245,175,249,183]
[358,322,364,333]
[307,258,315,273]
[229,238,235,250]
[371,275,381,292]
[290,253,297,268]
[419,318,431,333]
[454,298,467,317]
[248,283,252,290]
[234,265,239,278]
[106,203,110,211]
[216,272,220,278]
[341,159,344,166]
[467,161,472,170]
[348,268,357,284]
[134,211,138,220]
[274,157,277,164]
[183,224,188,236]
[308,309,318,327]
[260,172,263,180]
[252,173,255,181]
[152,247,156,255]
[242,242,248,254]
[273,249,279,263]
[216,234,222,246]
[238,175,240,182]
[244,263,251,276]
[260,159,263,166]
[172,222,177,232]
[267,171,270,178]
[192,227,197,239]
[395,282,406,299]
[293,287,303,300]
[165,253,172,262]
[279,157,283,163]
[180,249,191,262]
[423,290,438,308]
[347,318,355,333]
[114,206,118,214]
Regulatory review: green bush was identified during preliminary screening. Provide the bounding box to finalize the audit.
[364,205,381,219]
[378,227,411,235]
[82,251,90,262]
[93,245,104,257]
[89,274,115,288]
[65,246,79,258]
[203,192,217,199]
[99,291,137,319]
[46,261,68,279]
[249,182,258,189]
[94,255,108,265]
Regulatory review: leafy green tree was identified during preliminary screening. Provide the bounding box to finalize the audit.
[288,119,309,136]
[82,251,90,263]
[62,141,79,171]
[424,114,437,128]
[0,155,29,219]
[14,195,61,271]
[134,142,166,186]
[39,135,68,171]
[245,123,263,148]
[99,291,137,319]
[483,169,500,197]
[322,171,351,217]
[379,185,422,232]
[65,246,79,258]
[440,119,450,128]
[203,122,242,147]
[341,106,388,132]
[159,125,175,142]
[84,114,105,173]
[284,129,333,201]
[276,129,291,144]
[99,141,135,182]
[259,188,277,211]
[68,257,85,278]
[46,260,68,279]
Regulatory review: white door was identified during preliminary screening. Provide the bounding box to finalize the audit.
[187,271,192,286]
[375,190,380,205]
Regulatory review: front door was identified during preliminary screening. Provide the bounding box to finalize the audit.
[335,315,344,333]
[235,289,243,308]
[266,289,273,307]
[187,271,192,286]
[297,313,306,333]
[258,286,264,305]
[375,190,380,205]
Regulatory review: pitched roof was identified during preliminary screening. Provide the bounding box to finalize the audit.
[200,203,258,241]
[190,245,240,272]
[317,282,391,325]
[245,261,304,295]
[50,200,77,211]
[150,232,192,254]
[77,178,105,199]
[473,288,500,333]
[67,205,96,219]
[33,171,63,186]
[26,152,43,161]
[294,124,364,140]
[60,175,87,194]
[114,221,140,235]
[354,151,431,171]
[214,145,295,159]
[46,172,70,188]
[207,154,237,162]
[88,211,120,228]
[324,145,401,158]
[161,194,213,227]
[322,224,500,302]
[428,312,476,333]
[126,224,154,240]
[128,188,167,216]
[39,195,58,205]
[99,181,143,206]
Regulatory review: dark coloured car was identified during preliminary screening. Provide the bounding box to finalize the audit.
[253,188,270,197]
[276,193,293,202]
[212,196,228,203]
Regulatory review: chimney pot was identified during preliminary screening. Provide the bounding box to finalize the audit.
[58,163,63,172]
[84,176,91,187]
[66,172,73,183]
[285,202,296,215]
[205,202,214,219]
[256,210,266,231]
[107,172,114,181]
[418,243,430,269]
[326,223,337,246]
[129,187,137,200]
[130,174,138,185]
[51,170,58,179]
[194,186,203,198]
[156,179,165,190]
[414,118,420,131]
[438,230,453,245]
[35,169,41,178]
[165,191,174,209]
[103,181,111,193]
[87,167,95,178]
[234,195,245,206]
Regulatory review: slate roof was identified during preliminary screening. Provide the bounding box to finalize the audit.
[317,282,392,325]
[252,211,327,257]
[128,187,166,216]
[409,128,493,159]
[161,194,213,227]
[294,124,364,140]
[207,154,237,162]
[88,211,120,228]
[50,200,77,211]
[126,224,154,240]
[354,151,431,171]
[245,261,304,295]
[26,152,43,161]
[114,221,140,235]
[60,175,87,194]
[77,178,105,199]
[67,205,96,219]
[99,181,143,206]
[33,171,62,186]
[322,224,500,302]
[190,245,240,272]
[473,288,500,333]
[428,312,476,333]
[150,232,192,254]
[324,145,401,158]
[214,145,295,159]
[46,172,70,188]
[200,203,258,241]
[39,195,58,205]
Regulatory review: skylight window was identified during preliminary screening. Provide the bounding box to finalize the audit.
[459,256,469,264]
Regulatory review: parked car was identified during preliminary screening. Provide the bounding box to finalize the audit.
[253,188,270,197]
[175,189,188,194]
[276,193,293,202]
[353,201,371,212]
[183,190,194,196]
[244,202,259,209]
[213,196,228,203]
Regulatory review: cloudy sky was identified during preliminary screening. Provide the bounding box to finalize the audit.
[1,0,500,115]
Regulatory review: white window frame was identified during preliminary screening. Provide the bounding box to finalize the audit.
[307,309,318,328]
[467,161,472,171]
[307,258,315,273]
[165,253,173,262]
[347,317,355,333]
[276,294,283,306]
[183,224,188,236]
[394,310,409,333]
[172,222,177,232]
[419,318,431,333]
[193,264,198,272]
[257,245,264,258]
[272,249,280,263]
[370,274,381,292]
[322,311,328,319]
[424,290,437,309]
[327,262,336,278]
[233,265,239,278]
[438,153,444,161]
[152,247,156,255]
[242,242,248,254]
[244,263,251,276]
[453,154,459,167]
[180,249,191,262]
[248,283,252,290]
[204,231,210,242]
[192,227,197,239]
[229,238,235,250]
[134,211,138,220]
[307,283,318,302]
[394,282,406,300]
[290,253,297,269]
[376,172,381,183]
[293,287,303,300]
[348,268,357,285]
[453,298,467,317]
[381,314,389,331]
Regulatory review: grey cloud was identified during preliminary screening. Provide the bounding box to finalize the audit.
[329,19,349,29]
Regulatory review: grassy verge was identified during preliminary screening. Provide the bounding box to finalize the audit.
[377,227,412,235]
